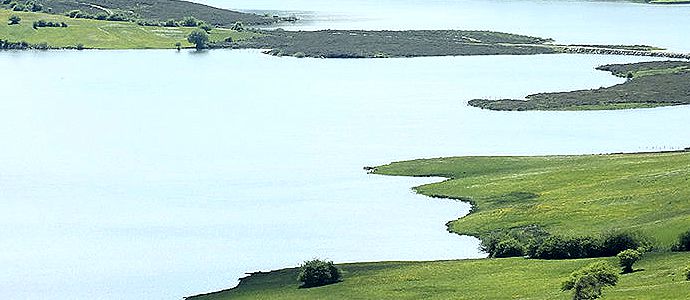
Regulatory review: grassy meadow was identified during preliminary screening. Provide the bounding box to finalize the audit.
[189,151,690,299]
[188,252,690,299]
[0,9,259,49]
[375,151,690,247]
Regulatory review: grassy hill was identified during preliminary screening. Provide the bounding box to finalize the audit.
[0,9,259,49]
[469,61,690,111]
[1,0,275,26]
[189,150,690,299]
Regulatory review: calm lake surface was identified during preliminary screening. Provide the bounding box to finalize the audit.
[3,1,690,300]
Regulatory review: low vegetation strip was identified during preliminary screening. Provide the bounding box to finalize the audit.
[373,151,690,247]
[469,60,690,111]
[186,253,690,299]
[0,9,258,49]
[218,29,558,58]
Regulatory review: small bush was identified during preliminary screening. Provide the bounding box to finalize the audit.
[297,259,342,288]
[181,16,199,27]
[617,249,641,274]
[164,19,178,27]
[672,230,690,251]
[293,51,306,58]
[8,14,20,25]
[684,266,690,281]
[562,262,618,300]
[231,21,244,31]
[199,23,213,33]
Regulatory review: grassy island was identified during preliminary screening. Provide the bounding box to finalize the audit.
[469,60,690,111]
[219,29,558,58]
[188,150,690,299]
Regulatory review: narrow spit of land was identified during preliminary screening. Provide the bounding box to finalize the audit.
[469,60,690,111]
[188,150,690,300]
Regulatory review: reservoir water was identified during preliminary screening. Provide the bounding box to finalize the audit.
[2,1,690,299]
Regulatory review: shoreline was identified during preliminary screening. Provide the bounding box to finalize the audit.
[186,148,690,299]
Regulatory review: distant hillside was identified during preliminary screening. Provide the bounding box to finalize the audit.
[4,0,276,26]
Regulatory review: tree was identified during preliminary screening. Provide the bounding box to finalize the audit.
[174,42,181,51]
[297,259,342,288]
[181,16,199,27]
[8,15,20,25]
[684,266,690,281]
[187,29,209,50]
[617,249,641,273]
[562,262,618,300]
[199,23,213,33]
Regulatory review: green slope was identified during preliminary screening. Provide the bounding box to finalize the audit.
[0,9,259,49]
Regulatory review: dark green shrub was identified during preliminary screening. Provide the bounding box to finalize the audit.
[199,23,213,33]
[181,16,199,27]
[684,266,690,281]
[164,19,178,27]
[562,262,618,300]
[535,236,572,259]
[107,13,129,22]
[297,259,342,288]
[493,237,525,258]
[231,21,244,31]
[617,249,641,274]
[8,14,20,25]
[12,3,24,11]
[30,2,42,12]
[672,230,690,251]
[599,231,647,257]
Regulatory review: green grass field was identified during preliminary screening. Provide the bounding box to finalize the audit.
[0,9,259,49]
[188,252,690,299]
[374,151,690,247]
[189,151,690,299]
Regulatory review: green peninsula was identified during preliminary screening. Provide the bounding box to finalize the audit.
[469,60,690,111]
